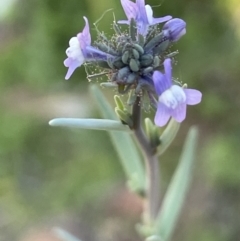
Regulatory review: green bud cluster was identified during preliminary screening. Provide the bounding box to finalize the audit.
[90,18,177,101]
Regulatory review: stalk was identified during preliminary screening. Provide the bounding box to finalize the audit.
[132,95,160,223]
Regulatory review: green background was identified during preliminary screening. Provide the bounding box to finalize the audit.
[0,0,240,240]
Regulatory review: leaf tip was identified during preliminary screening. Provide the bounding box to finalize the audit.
[49,119,56,126]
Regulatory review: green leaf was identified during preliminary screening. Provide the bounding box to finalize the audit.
[52,227,82,241]
[157,118,180,156]
[154,127,199,241]
[49,118,131,132]
[90,85,145,194]
[114,95,125,111]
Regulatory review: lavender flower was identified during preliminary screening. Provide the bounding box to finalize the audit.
[64,17,112,80]
[118,0,172,36]
[163,18,186,42]
[64,17,90,79]
[153,59,202,127]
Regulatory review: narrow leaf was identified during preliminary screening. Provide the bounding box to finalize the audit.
[90,85,145,193]
[52,227,82,241]
[157,118,180,156]
[154,127,199,241]
[49,118,130,132]
[114,95,125,111]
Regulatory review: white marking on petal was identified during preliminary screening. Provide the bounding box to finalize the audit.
[69,37,79,46]
[171,85,186,103]
[159,85,186,109]
[66,37,84,62]
[159,89,178,109]
[145,5,153,24]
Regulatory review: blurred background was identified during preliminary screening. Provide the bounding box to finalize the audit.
[0,0,240,240]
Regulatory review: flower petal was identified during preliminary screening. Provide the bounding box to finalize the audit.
[85,46,113,62]
[171,103,187,122]
[136,0,148,22]
[83,17,91,44]
[163,18,186,42]
[64,58,83,80]
[145,5,153,24]
[153,71,169,95]
[154,103,171,127]
[134,0,149,35]
[163,58,172,85]
[184,89,202,105]
[120,0,138,21]
[77,17,91,54]
[151,15,172,25]
[145,4,172,25]
[69,37,79,46]
[86,46,108,56]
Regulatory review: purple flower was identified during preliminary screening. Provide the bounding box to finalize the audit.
[163,18,186,42]
[64,17,111,80]
[153,59,202,127]
[64,17,91,80]
[118,0,172,36]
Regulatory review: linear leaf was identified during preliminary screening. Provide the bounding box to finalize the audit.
[52,227,82,241]
[154,127,199,241]
[49,118,131,132]
[157,118,180,156]
[90,85,145,193]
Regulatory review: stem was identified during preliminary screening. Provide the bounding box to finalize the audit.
[132,96,160,223]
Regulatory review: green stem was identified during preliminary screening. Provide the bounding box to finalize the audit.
[132,96,160,223]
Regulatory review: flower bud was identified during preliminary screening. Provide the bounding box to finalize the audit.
[129,59,140,72]
[117,66,130,79]
[113,57,125,69]
[114,95,125,111]
[115,108,133,127]
[126,73,137,84]
[163,18,186,42]
[122,50,130,64]
[142,67,153,74]
[153,40,170,55]
[144,33,164,52]
[140,54,153,67]
[145,118,160,148]
[132,49,140,60]
[133,44,144,55]
[153,56,160,68]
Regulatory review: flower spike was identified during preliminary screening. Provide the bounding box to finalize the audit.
[63,0,191,115]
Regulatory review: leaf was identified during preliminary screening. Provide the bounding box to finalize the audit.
[154,126,199,241]
[49,118,131,132]
[90,85,145,193]
[52,227,82,241]
[157,118,180,156]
